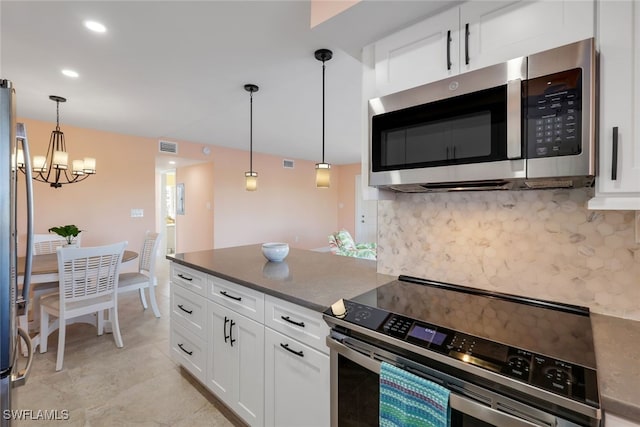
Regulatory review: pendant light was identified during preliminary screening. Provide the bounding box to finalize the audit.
[244,84,259,191]
[315,49,332,188]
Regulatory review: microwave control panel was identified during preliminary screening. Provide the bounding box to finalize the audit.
[525,68,582,159]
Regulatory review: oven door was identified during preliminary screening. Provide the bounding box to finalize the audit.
[328,335,582,427]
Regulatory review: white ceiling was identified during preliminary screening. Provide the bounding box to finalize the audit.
[1,1,450,166]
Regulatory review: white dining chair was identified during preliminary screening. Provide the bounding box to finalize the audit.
[39,241,127,371]
[117,231,161,318]
[33,232,82,255]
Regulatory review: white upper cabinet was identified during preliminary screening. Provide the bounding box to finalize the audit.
[372,0,595,96]
[588,0,640,210]
[374,7,459,96]
[462,0,594,73]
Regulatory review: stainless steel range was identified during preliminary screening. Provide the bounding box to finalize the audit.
[323,275,601,427]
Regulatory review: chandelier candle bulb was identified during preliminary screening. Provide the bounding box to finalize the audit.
[83,157,96,174]
[33,156,46,172]
[53,150,68,169]
[72,160,84,175]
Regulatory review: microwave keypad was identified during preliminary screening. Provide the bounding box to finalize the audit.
[526,69,582,159]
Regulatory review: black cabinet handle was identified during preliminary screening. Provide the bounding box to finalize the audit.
[229,320,236,347]
[446,30,452,70]
[465,23,470,65]
[220,290,242,302]
[177,274,193,281]
[177,304,192,315]
[612,127,619,180]
[280,343,304,358]
[177,343,193,356]
[224,316,230,343]
[281,316,305,328]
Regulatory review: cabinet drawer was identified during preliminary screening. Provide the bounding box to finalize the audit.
[171,263,207,297]
[170,322,206,383]
[264,295,329,355]
[171,285,206,339]
[209,276,264,323]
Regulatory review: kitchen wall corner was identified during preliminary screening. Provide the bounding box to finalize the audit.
[377,188,640,321]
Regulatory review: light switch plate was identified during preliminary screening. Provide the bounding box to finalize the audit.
[130,208,144,218]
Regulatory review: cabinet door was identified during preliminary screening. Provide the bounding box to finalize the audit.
[461,0,594,72]
[206,301,235,403]
[206,301,264,427]
[589,0,640,208]
[234,309,264,427]
[264,328,330,427]
[374,6,459,96]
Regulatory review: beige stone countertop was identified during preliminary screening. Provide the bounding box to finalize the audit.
[591,313,640,423]
[167,244,394,312]
[168,245,639,423]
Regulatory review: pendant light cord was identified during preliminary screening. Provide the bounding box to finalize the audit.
[249,90,253,173]
[55,99,60,131]
[321,60,325,164]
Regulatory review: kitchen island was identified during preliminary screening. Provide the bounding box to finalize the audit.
[168,244,640,426]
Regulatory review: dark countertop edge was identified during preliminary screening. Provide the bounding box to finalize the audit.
[167,254,330,312]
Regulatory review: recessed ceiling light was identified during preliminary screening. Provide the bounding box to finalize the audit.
[84,20,106,33]
[62,69,79,78]
[169,161,176,165]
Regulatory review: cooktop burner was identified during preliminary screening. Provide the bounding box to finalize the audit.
[325,275,600,408]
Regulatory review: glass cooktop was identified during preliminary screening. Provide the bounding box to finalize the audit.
[325,275,600,408]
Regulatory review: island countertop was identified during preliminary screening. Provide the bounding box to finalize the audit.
[167,245,640,424]
[168,244,394,312]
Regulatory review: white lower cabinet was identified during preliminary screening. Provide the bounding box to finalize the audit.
[207,300,264,427]
[264,328,329,427]
[170,262,331,427]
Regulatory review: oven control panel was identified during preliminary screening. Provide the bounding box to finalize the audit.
[327,301,598,406]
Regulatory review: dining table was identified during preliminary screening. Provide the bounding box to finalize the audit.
[16,249,138,354]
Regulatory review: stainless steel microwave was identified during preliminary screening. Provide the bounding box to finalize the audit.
[368,38,596,192]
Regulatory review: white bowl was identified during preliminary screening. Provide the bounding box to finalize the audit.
[261,243,289,262]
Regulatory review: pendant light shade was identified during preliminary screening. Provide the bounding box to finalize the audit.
[315,48,332,189]
[244,84,259,191]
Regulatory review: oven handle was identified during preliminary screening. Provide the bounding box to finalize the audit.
[327,338,543,427]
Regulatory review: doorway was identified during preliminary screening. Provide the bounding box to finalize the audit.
[355,175,378,244]
[161,170,176,255]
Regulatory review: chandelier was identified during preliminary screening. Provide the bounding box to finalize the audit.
[18,95,96,188]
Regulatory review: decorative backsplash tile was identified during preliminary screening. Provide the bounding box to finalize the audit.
[377,188,640,321]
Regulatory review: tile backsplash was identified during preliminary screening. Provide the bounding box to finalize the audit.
[378,188,640,321]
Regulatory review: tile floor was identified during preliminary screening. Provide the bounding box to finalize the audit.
[13,258,243,427]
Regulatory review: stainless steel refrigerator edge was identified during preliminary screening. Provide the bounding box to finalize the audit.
[1,80,34,426]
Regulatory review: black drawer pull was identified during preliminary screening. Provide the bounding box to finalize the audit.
[177,343,193,356]
[177,304,193,315]
[224,316,230,343]
[220,290,242,301]
[280,343,304,358]
[612,127,619,180]
[281,316,305,328]
[446,30,452,71]
[177,274,193,281]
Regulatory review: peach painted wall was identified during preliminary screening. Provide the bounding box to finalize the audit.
[16,117,358,258]
[175,162,214,253]
[337,163,360,236]
[206,145,342,250]
[310,0,361,28]
[16,118,156,273]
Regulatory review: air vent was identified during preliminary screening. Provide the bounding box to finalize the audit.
[159,140,178,154]
[283,159,294,169]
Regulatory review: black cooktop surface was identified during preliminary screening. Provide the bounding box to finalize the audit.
[325,275,600,407]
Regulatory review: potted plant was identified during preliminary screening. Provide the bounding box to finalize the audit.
[48,225,82,245]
